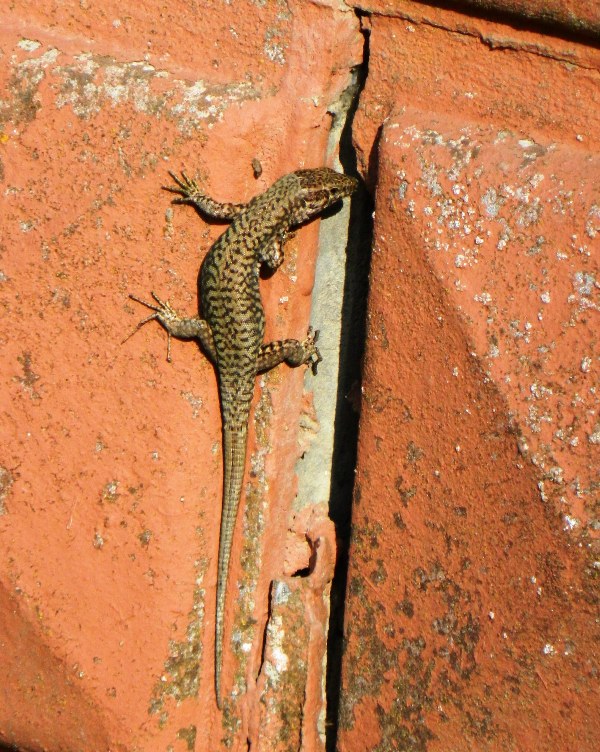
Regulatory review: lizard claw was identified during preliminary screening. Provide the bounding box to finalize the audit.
[303,326,322,375]
[124,292,176,361]
[127,291,171,313]
[162,171,202,203]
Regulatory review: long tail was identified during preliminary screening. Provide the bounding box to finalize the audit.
[215,424,248,709]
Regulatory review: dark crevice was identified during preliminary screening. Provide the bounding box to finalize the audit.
[255,580,274,690]
[414,0,600,45]
[324,5,597,750]
[291,565,311,578]
[291,534,319,578]
[325,11,373,752]
[359,0,600,45]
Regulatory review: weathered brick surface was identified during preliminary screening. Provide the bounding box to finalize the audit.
[0,2,360,750]
[339,6,599,752]
[1,1,598,751]
[356,0,600,35]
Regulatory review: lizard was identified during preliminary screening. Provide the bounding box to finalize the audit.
[127,166,358,709]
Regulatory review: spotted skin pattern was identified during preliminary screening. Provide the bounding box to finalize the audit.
[128,167,357,708]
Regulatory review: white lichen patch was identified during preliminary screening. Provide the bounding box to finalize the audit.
[17,39,42,52]
[570,271,599,311]
[2,45,258,133]
[474,291,492,306]
[272,580,291,606]
[481,186,501,218]
[264,586,290,682]
[391,123,599,531]
[264,39,285,65]
[0,47,61,123]
[585,204,600,239]
[11,46,60,80]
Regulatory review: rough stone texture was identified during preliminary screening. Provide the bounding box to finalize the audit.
[338,5,599,752]
[0,2,361,750]
[451,0,600,35]
[256,507,336,752]
[359,0,600,35]
[2,0,599,750]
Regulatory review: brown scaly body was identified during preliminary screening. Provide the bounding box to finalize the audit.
[127,166,357,708]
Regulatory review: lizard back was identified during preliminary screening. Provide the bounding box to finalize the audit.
[131,166,358,709]
[201,168,357,707]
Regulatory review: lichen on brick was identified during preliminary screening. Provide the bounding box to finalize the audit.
[149,571,206,724]
[54,53,259,131]
[16,350,40,400]
[261,581,309,744]
[341,556,487,748]
[0,466,14,516]
[350,516,383,563]
[339,573,400,730]
[176,725,197,751]
[1,44,259,134]
[0,48,60,125]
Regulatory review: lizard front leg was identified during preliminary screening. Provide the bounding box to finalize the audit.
[257,327,322,375]
[125,292,216,363]
[164,171,247,220]
[259,230,296,270]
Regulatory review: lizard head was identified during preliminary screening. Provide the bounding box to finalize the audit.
[290,167,358,224]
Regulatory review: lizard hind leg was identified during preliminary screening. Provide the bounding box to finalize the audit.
[122,293,177,361]
[125,292,217,363]
[257,327,322,375]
